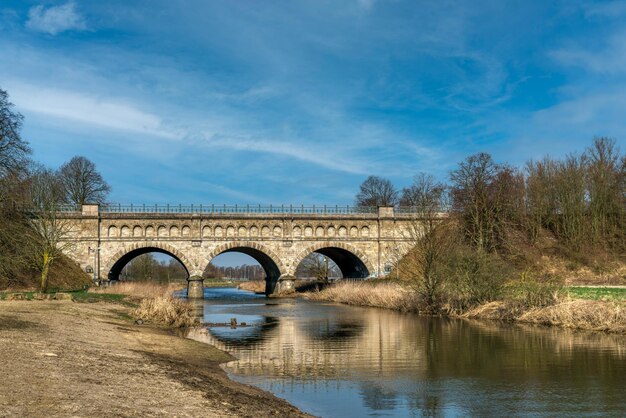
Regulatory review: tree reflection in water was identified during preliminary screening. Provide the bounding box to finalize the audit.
[186,288,626,417]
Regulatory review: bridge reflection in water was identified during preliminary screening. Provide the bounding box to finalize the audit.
[186,288,626,417]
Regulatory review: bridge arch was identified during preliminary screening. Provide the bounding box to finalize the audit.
[203,241,287,294]
[103,242,193,281]
[292,242,374,279]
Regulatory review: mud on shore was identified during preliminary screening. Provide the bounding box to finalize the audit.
[0,300,312,418]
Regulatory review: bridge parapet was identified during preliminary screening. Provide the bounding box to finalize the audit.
[56,203,448,217]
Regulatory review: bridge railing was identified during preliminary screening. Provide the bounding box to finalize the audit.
[41,204,452,216]
[49,204,454,215]
[96,204,379,215]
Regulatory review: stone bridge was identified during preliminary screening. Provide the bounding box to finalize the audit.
[60,204,421,297]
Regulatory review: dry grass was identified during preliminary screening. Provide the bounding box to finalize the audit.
[237,281,266,293]
[463,298,626,334]
[462,301,525,321]
[90,281,184,299]
[304,280,420,311]
[518,299,626,334]
[540,255,626,286]
[91,282,195,328]
[308,280,626,334]
[132,296,199,328]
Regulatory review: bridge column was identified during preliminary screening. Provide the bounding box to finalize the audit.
[273,274,296,295]
[187,276,204,299]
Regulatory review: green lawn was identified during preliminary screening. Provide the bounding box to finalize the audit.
[566,286,626,301]
[0,291,35,300]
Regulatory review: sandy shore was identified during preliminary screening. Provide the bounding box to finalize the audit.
[0,300,311,418]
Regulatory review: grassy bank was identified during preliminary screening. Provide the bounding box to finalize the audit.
[0,288,126,303]
[1,281,197,327]
[518,299,625,332]
[0,254,92,293]
[305,280,626,334]
[463,299,625,333]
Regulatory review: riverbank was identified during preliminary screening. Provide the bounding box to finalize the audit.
[304,281,626,334]
[238,279,325,294]
[0,299,311,417]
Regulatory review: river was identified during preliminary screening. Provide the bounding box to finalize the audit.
[186,287,625,417]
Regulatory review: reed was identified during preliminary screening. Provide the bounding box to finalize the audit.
[518,299,626,333]
[305,280,420,311]
[132,296,198,327]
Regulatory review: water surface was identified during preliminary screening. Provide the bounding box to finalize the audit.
[187,287,626,417]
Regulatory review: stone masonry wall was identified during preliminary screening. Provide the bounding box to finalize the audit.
[60,206,422,284]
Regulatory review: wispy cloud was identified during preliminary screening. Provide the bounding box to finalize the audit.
[357,0,377,12]
[200,135,371,175]
[7,82,178,139]
[26,2,86,35]
[531,88,626,133]
[550,29,626,75]
[583,1,626,19]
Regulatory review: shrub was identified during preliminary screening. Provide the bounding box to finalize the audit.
[444,248,512,311]
[503,271,563,308]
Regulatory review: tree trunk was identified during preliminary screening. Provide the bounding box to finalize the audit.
[41,250,51,293]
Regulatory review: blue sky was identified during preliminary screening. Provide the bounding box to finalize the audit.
[1,0,625,205]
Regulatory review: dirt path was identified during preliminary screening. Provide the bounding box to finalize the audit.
[0,300,312,418]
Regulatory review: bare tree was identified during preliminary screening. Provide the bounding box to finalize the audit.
[295,253,341,281]
[585,137,624,244]
[0,89,31,178]
[121,254,189,282]
[449,153,521,252]
[395,174,452,308]
[203,262,223,279]
[25,167,73,292]
[553,154,588,247]
[58,156,111,206]
[524,157,559,242]
[355,176,398,207]
[0,88,32,288]
[123,253,156,281]
[400,173,448,210]
[450,153,499,252]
